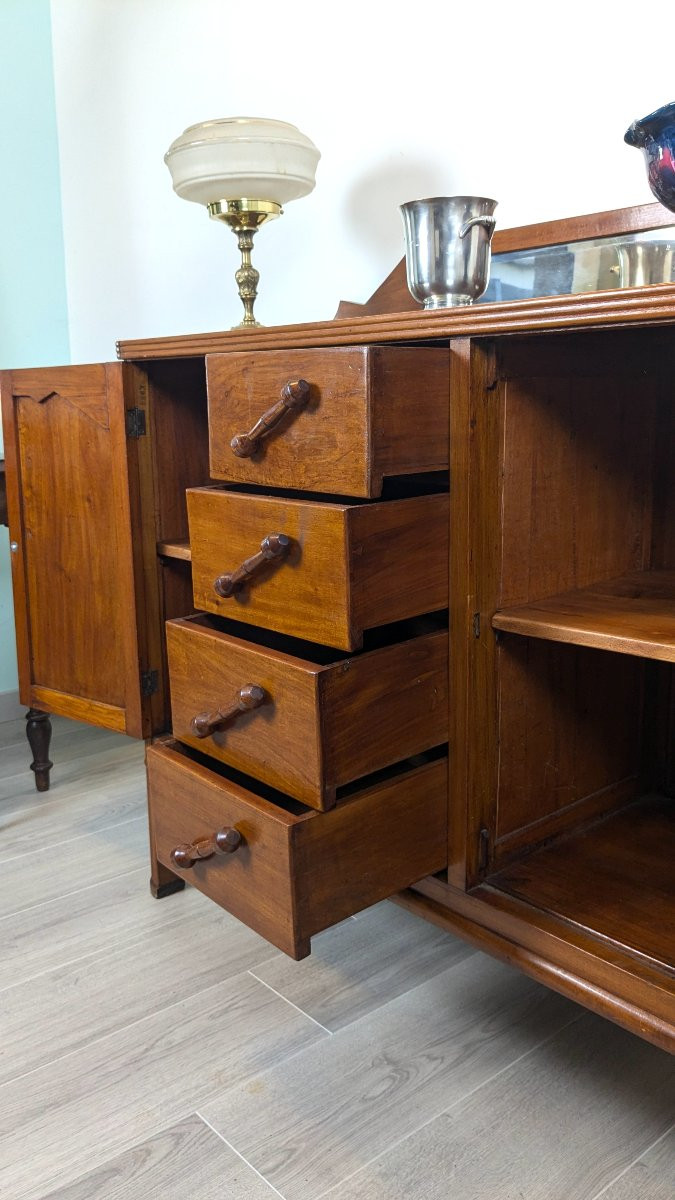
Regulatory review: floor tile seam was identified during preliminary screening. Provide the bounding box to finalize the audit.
[7,1108,211,1200]
[0,963,276,1089]
[0,909,211,996]
[301,950,482,1037]
[313,1008,588,1199]
[326,945,482,1025]
[195,1111,289,1199]
[0,813,148,867]
[239,910,453,976]
[255,946,485,1050]
[23,1112,211,1200]
[0,867,147,924]
[587,1121,675,1200]
[196,1021,333,1120]
[247,970,334,1034]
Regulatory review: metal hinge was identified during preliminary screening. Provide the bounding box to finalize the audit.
[140,669,159,696]
[126,407,147,438]
[473,612,481,639]
[478,827,490,872]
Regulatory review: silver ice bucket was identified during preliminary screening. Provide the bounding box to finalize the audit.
[400,195,497,308]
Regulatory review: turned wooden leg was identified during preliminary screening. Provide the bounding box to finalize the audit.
[26,708,53,792]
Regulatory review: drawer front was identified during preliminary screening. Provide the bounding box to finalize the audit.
[188,487,449,650]
[147,739,448,959]
[167,615,449,809]
[207,346,449,497]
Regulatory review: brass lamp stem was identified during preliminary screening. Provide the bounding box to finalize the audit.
[235,226,259,327]
[207,199,282,328]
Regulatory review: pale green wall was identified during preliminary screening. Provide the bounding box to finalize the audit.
[0,0,70,696]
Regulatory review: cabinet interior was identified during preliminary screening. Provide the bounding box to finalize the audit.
[134,357,210,730]
[481,327,675,973]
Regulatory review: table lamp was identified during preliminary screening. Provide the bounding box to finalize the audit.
[164,117,320,327]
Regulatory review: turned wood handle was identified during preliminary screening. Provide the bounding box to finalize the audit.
[213,532,290,598]
[170,826,242,869]
[190,683,266,738]
[230,379,311,457]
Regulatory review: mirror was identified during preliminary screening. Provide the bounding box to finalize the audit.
[480,226,675,303]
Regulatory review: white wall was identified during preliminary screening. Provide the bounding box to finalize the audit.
[50,0,675,362]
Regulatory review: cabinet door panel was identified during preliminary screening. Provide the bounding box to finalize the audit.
[1,364,147,735]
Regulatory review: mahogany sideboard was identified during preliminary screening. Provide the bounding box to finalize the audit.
[2,203,674,1053]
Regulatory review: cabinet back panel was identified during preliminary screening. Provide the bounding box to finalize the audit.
[495,637,644,858]
[651,393,675,570]
[499,375,656,607]
[145,359,210,543]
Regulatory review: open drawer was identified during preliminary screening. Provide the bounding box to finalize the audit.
[166,614,449,810]
[146,739,448,959]
[206,345,450,497]
[187,485,449,650]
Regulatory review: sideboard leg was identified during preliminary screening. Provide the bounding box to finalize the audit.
[26,708,53,792]
[150,860,186,899]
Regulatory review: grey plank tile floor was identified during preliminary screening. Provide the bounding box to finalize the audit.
[1,717,673,1199]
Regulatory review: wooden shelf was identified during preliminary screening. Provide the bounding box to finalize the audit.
[157,539,192,562]
[489,794,675,973]
[492,571,675,661]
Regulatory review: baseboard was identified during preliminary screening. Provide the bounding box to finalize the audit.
[0,689,23,723]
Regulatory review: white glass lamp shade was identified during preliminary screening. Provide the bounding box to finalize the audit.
[164,116,320,207]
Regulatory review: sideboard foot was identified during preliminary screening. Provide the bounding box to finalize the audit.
[150,864,186,899]
[26,708,53,792]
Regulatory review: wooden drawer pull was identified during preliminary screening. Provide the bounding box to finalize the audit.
[230,378,311,458]
[170,826,242,869]
[213,532,290,598]
[190,683,266,738]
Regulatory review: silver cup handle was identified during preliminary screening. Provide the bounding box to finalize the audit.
[459,215,496,239]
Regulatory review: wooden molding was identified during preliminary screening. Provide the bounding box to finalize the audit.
[118,281,675,360]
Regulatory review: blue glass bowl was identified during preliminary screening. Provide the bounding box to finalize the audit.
[625,102,675,211]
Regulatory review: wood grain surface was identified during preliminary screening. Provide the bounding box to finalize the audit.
[147,739,447,958]
[188,487,448,649]
[3,719,672,1200]
[493,570,675,660]
[207,345,449,497]
[117,282,675,360]
[0,364,147,734]
[200,955,578,1199]
[0,970,323,1200]
[39,1115,277,1200]
[167,616,448,808]
[325,1015,675,1200]
[490,794,675,969]
[494,637,645,855]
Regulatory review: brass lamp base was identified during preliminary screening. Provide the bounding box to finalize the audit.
[208,199,282,328]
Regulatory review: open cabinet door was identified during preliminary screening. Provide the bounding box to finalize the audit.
[1,362,155,737]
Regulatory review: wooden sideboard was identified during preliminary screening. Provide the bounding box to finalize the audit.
[2,204,674,1052]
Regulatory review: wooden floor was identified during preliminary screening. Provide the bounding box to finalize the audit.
[1,717,673,1199]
